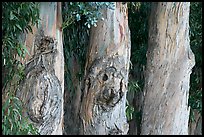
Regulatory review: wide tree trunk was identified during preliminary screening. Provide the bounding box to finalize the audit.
[141,2,195,135]
[15,2,64,135]
[79,2,130,135]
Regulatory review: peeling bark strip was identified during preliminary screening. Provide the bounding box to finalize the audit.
[141,2,195,135]
[17,32,62,135]
[79,2,130,135]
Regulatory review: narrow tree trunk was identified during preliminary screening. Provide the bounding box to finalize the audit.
[64,53,82,134]
[193,115,202,135]
[188,109,202,135]
[63,20,90,135]
[141,2,195,135]
[16,2,64,135]
[79,2,130,135]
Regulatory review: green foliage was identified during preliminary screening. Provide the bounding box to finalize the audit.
[2,2,40,135]
[189,2,202,68]
[126,80,143,122]
[63,18,90,98]
[126,80,142,134]
[62,2,115,29]
[126,100,135,121]
[188,2,202,120]
[127,2,141,12]
[126,3,151,131]
[2,2,40,89]
[126,80,140,122]
[128,80,142,94]
[2,92,39,135]
[128,2,150,69]
[62,2,116,95]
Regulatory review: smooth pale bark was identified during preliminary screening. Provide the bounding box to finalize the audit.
[141,2,195,135]
[79,2,130,135]
[16,2,64,135]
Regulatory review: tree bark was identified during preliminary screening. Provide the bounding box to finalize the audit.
[63,20,90,135]
[63,53,82,135]
[79,2,130,135]
[141,2,195,135]
[16,2,64,135]
[188,109,202,135]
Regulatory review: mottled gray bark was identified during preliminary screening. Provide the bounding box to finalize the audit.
[16,2,64,135]
[79,2,131,135]
[141,2,195,135]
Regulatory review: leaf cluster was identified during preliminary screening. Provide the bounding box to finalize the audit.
[2,92,39,135]
[2,2,40,89]
[62,2,115,29]
[62,2,115,93]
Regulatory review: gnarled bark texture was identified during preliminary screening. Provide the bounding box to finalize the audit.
[79,2,131,135]
[16,2,64,135]
[141,2,195,135]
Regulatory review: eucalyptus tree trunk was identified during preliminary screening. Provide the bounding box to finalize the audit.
[16,2,64,135]
[79,2,130,135]
[63,20,89,135]
[141,2,195,135]
[188,109,202,135]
